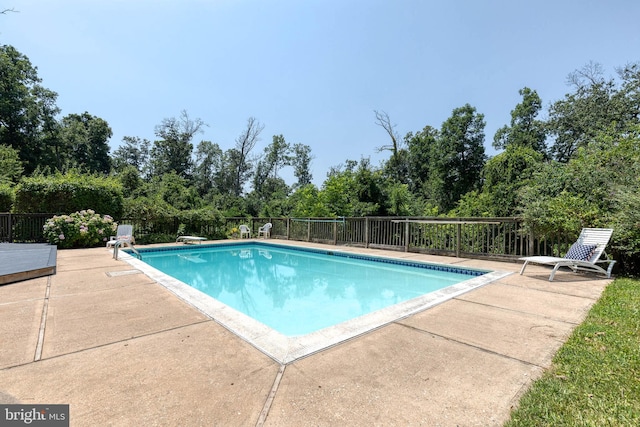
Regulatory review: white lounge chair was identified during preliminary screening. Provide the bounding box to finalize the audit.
[106,224,135,248]
[258,222,272,239]
[519,228,616,281]
[239,224,251,239]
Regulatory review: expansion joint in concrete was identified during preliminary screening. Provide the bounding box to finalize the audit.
[256,364,286,427]
[396,322,546,369]
[34,275,52,362]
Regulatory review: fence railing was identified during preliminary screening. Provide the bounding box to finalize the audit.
[0,213,53,243]
[229,217,575,261]
[1,213,576,261]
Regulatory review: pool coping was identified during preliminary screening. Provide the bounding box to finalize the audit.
[119,241,513,364]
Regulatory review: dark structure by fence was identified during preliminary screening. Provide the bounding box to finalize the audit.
[1,213,576,261]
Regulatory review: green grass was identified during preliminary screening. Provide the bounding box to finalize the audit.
[505,278,640,426]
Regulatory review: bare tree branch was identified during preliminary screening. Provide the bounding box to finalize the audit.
[235,116,264,155]
[374,109,401,155]
[566,61,605,89]
[233,116,264,195]
[1,8,17,14]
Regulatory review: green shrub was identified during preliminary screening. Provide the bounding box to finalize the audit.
[122,196,178,236]
[122,197,226,240]
[14,171,124,217]
[134,233,175,245]
[43,210,117,248]
[0,183,14,212]
[177,207,225,239]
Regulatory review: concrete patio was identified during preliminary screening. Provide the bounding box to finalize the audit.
[0,241,611,426]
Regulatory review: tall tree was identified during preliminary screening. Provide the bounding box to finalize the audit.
[111,136,151,176]
[291,143,313,188]
[251,135,292,212]
[0,144,22,184]
[58,112,112,173]
[321,158,385,216]
[229,116,263,196]
[493,87,547,154]
[547,62,640,162]
[193,140,223,197]
[404,125,438,194]
[150,110,205,178]
[477,144,544,216]
[431,104,486,212]
[0,45,60,173]
[261,135,291,180]
[374,110,406,183]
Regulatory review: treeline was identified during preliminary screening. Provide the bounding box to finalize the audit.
[1,44,639,272]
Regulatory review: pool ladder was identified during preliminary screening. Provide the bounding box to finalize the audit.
[112,241,142,260]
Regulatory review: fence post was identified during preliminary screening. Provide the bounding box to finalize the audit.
[528,230,535,256]
[456,222,461,257]
[365,217,369,248]
[307,218,311,242]
[8,213,12,243]
[333,221,338,245]
[404,220,409,252]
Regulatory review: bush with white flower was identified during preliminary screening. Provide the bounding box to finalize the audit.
[43,210,118,249]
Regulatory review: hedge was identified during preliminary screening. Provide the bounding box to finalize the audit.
[13,172,124,218]
[0,184,14,212]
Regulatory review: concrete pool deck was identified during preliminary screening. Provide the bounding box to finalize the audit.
[0,240,611,426]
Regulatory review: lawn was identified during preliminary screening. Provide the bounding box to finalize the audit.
[505,277,640,426]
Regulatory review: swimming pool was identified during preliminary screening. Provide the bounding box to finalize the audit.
[120,241,511,363]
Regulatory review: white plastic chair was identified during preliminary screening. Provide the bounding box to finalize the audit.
[106,224,135,248]
[257,222,272,239]
[239,224,251,239]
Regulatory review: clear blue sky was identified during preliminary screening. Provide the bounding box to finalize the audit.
[2,0,639,186]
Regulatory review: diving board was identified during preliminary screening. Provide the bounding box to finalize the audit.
[176,236,206,244]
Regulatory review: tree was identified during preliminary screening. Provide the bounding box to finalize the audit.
[455,144,543,216]
[0,144,22,184]
[0,45,60,174]
[291,143,313,188]
[148,171,202,211]
[250,135,294,214]
[374,110,401,156]
[112,136,151,176]
[384,181,413,216]
[193,140,223,197]
[117,165,143,196]
[289,184,332,217]
[321,158,384,216]
[404,125,438,194]
[431,104,486,212]
[150,110,205,178]
[374,110,406,183]
[547,62,640,162]
[493,87,547,154]
[229,117,263,196]
[518,123,640,243]
[58,112,112,173]
[253,134,291,194]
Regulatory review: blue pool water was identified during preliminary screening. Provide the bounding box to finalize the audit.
[136,243,486,336]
